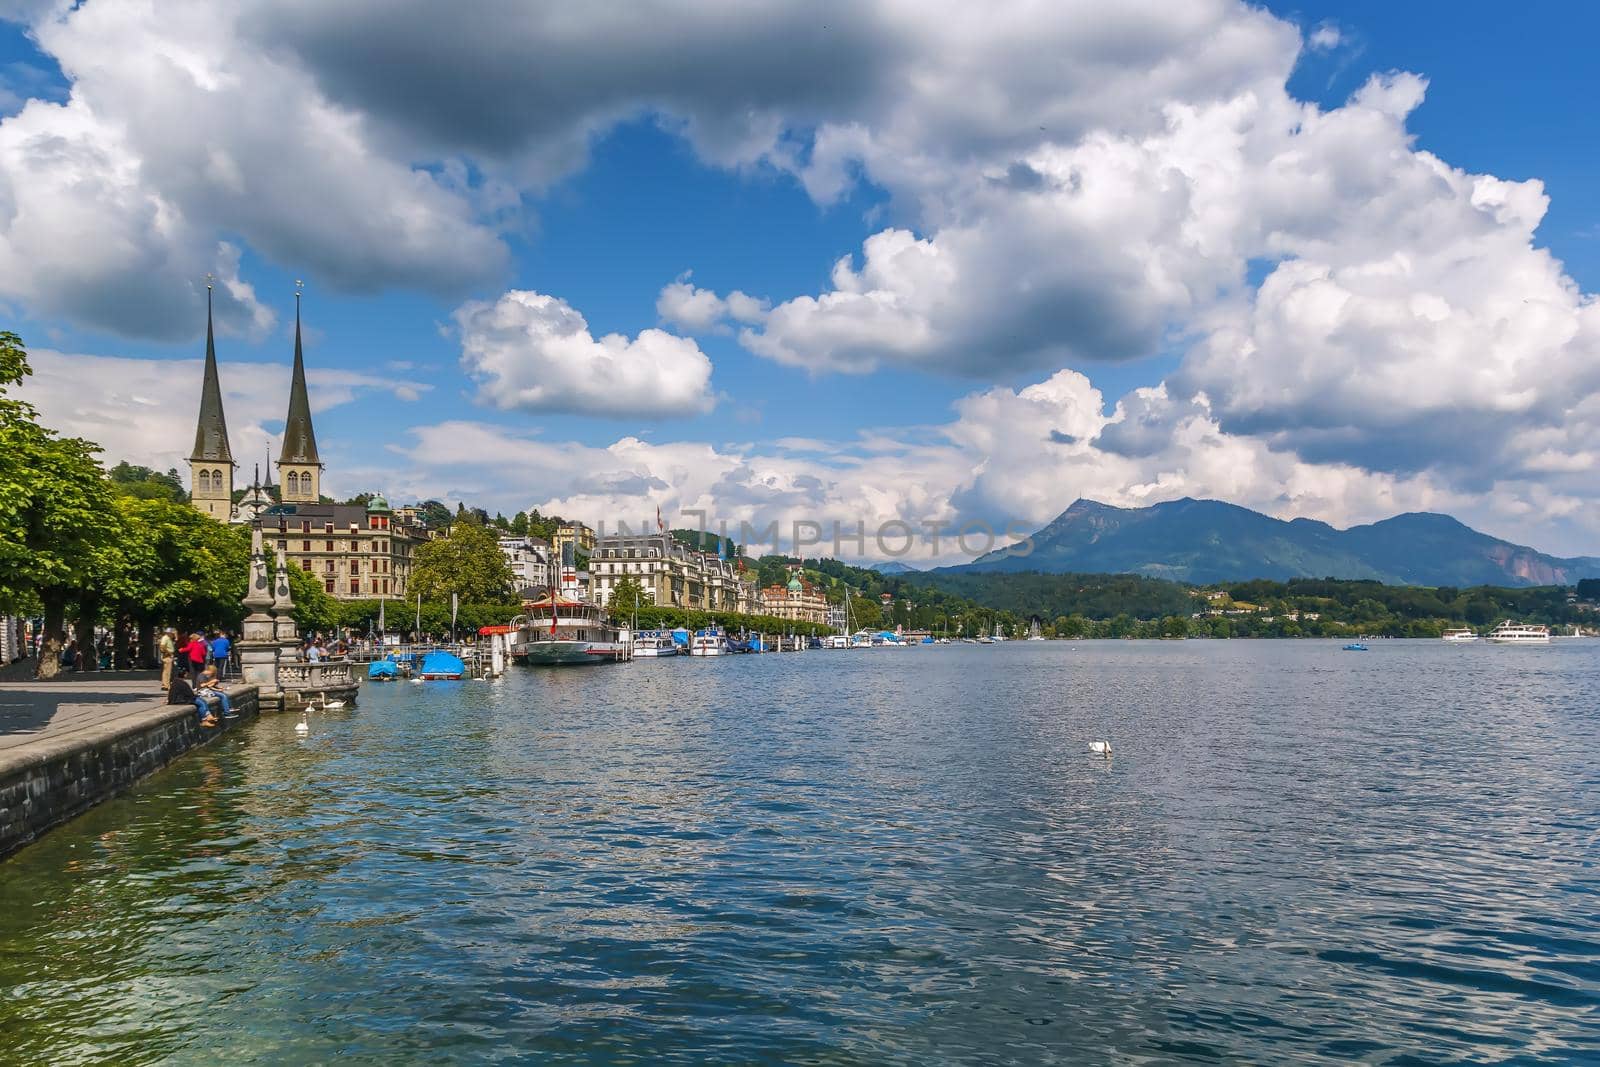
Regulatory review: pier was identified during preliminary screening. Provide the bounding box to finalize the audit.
[0,675,260,859]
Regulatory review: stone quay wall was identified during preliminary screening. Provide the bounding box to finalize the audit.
[0,685,260,860]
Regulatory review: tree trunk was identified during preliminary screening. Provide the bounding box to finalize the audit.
[35,594,66,680]
[138,619,158,669]
[74,597,99,673]
[113,616,132,671]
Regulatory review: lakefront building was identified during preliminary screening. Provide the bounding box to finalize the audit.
[759,570,831,625]
[498,536,553,596]
[186,289,418,599]
[590,532,755,613]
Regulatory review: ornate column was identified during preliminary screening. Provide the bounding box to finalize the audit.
[237,523,281,690]
[273,554,299,650]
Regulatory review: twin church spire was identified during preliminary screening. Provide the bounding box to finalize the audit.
[187,282,325,519]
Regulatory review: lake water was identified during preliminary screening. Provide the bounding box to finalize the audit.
[1,640,1596,1063]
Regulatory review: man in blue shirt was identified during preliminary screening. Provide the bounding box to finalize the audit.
[210,630,233,679]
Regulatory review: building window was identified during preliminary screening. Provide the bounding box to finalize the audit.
[325,561,335,574]
[325,540,334,552]
[350,579,361,595]
[324,578,335,593]
[278,540,287,552]
[300,560,311,571]
[198,470,210,492]
[350,561,360,575]
[301,520,311,533]
[382,580,390,594]
[302,540,311,552]
[324,522,334,534]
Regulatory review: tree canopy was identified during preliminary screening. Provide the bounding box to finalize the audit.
[410,520,516,604]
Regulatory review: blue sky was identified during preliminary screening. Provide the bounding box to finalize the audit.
[5,1,1599,558]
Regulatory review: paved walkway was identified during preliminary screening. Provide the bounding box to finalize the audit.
[0,673,170,752]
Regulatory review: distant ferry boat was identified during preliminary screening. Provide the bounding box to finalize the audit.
[1486,621,1551,645]
[510,595,630,665]
[1441,628,1479,642]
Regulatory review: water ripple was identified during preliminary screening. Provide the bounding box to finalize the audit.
[1,640,1597,1063]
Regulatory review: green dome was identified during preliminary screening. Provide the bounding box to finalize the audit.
[367,493,391,512]
[786,574,803,592]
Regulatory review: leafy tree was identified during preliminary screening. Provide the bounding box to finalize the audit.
[410,520,516,604]
[108,461,187,502]
[0,333,120,677]
[416,499,453,529]
[509,511,530,537]
[608,574,650,612]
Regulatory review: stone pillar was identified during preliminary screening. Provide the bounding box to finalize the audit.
[237,524,281,691]
[273,555,299,652]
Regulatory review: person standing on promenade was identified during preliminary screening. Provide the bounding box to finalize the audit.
[159,629,176,690]
[210,630,232,680]
[180,632,208,685]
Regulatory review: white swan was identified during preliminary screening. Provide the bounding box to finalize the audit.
[294,714,309,735]
[1088,739,1112,758]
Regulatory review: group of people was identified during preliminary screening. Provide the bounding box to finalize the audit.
[160,629,235,729]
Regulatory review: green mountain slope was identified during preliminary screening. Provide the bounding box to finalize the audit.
[954,498,1600,587]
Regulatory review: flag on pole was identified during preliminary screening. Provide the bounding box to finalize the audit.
[451,592,459,632]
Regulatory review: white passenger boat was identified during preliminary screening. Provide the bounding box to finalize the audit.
[1441,627,1479,642]
[510,595,630,665]
[1485,621,1551,645]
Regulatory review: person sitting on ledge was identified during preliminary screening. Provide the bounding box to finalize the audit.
[167,675,217,728]
[196,666,236,721]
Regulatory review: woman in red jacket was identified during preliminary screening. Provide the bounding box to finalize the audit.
[179,632,208,686]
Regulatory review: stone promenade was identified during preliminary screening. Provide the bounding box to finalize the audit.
[0,671,259,858]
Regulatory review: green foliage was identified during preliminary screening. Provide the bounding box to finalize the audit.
[0,334,118,616]
[607,574,650,613]
[410,520,516,604]
[100,496,248,630]
[108,461,188,502]
[408,499,451,530]
[335,598,519,636]
[670,527,737,558]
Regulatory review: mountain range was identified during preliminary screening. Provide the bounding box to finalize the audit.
[953,498,1600,587]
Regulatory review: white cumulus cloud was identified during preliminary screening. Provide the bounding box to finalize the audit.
[456,290,716,418]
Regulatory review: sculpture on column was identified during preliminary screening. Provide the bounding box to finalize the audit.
[237,522,282,690]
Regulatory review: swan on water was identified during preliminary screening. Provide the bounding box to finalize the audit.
[294,714,309,735]
[1088,740,1112,758]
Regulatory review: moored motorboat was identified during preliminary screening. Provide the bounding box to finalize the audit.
[689,627,731,656]
[367,659,399,681]
[418,651,466,679]
[633,632,679,657]
[1442,627,1479,642]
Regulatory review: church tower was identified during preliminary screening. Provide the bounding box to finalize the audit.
[277,288,323,503]
[189,283,236,521]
